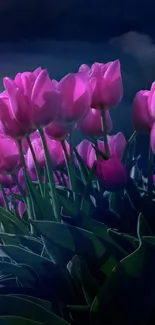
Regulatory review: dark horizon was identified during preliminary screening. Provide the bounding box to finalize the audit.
[0,0,154,43]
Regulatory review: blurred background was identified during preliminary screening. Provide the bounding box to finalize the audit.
[0,0,154,165]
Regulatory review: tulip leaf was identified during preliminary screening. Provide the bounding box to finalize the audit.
[108,229,139,253]
[30,220,106,270]
[0,206,30,235]
[0,295,70,325]
[109,191,123,215]
[125,177,144,213]
[0,261,36,287]
[8,295,52,312]
[0,245,57,278]
[26,177,55,221]
[137,213,153,240]
[73,147,90,185]
[0,316,43,325]
[67,255,99,305]
[90,238,155,325]
[57,193,78,218]
[0,233,43,255]
[78,217,127,257]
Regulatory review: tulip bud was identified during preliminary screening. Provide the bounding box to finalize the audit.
[95,157,128,191]
[132,90,154,132]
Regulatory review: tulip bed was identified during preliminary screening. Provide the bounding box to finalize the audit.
[0,61,154,325]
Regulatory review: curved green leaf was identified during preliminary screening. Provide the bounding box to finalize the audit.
[0,245,57,277]
[0,316,43,325]
[90,240,155,325]
[0,233,43,255]
[8,295,52,312]
[0,206,29,235]
[0,295,70,325]
[0,261,36,287]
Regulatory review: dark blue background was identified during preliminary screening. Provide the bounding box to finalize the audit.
[0,0,154,170]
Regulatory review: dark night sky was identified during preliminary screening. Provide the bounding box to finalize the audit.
[0,0,153,162]
[0,0,154,43]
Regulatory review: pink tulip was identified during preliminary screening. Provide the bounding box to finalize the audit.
[76,140,95,169]
[44,121,69,141]
[76,132,126,170]
[78,108,112,137]
[17,201,26,218]
[95,156,128,191]
[26,135,69,174]
[148,82,155,119]
[57,72,91,124]
[0,135,20,173]
[0,192,4,207]
[0,174,15,188]
[17,168,25,192]
[150,122,155,154]
[105,132,127,160]
[0,68,60,139]
[22,130,40,153]
[132,90,154,132]
[79,60,123,109]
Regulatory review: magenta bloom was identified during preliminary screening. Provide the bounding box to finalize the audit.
[45,121,69,141]
[76,132,126,170]
[132,90,154,132]
[80,60,123,109]
[0,174,15,188]
[76,140,95,169]
[78,108,112,137]
[95,156,128,191]
[0,135,20,173]
[148,82,155,119]
[17,201,26,218]
[57,72,91,124]
[150,122,155,154]
[26,135,69,174]
[0,67,60,139]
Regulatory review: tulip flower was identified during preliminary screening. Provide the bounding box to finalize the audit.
[76,139,95,169]
[0,67,60,139]
[0,135,20,174]
[105,132,127,160]
[132,90,154,132]
[76,132,126,170]
[17,201,26,218]
[79,60,123,109]
[0,192,4,207]
[95,156,128,191]
[148,82,155,119]
[150,122,155,154]
[57,72,91,125]
[0,174,15,188]
[45,121,69,141]
[78,108,112,137]
[26,134,69,175]
[22,130,40,153]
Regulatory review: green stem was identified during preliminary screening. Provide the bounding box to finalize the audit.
[100,108,110,158]
[148,147,154,207]
[38,128,60,222]
[26,135,44,197]
[68,129,77,202]
[11,172,26,204]
[61,140,75,193]
[60,171,67,187]
[93,138,100,192]
[122,131,137,164]
[54,170,62,186]
[17,139,35,234]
